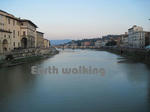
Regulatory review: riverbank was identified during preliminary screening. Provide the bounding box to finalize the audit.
[58,46,150,65]
[96,47,150,64]
[0,47,59,67]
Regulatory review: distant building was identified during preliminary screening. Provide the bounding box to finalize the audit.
[121,33,128,47]
[84,41,91,46]
[71,41,78,47]
[95,40,102,47]
[81,42,84,46]
[117,33,128,47]
[101,39,108,46]
[117,37,121,47]
[128,25,145,48]
[102,35,120,41]
[71,43,78,47]
[101,41,107,46]
[102,34,121,46]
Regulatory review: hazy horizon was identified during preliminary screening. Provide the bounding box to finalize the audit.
[1,0,150,40]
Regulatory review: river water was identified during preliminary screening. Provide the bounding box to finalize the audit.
[0,49,150,112]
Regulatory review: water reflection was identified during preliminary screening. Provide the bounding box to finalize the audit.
[0,64,35,99]
[118,54,150,111]
[148,73,150,109]
[0,49,150,112]
[145,65,150,109]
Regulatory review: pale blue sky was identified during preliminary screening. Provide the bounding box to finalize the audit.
[1,0,150,39]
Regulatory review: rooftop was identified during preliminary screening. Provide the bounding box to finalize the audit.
[20,19,38,28]
[36,31,44,34]
[0,9,38,28]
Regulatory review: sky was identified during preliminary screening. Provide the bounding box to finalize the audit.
[1,0,150,40]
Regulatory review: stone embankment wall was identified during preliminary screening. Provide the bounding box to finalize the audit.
[0,47,59,67]
[0,55,5,60]
[100,47,150,63]
[12,48,52,58]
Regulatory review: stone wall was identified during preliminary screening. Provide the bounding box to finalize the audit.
[10,48,54,59]
[100,47,150,64]
[0,47,59,67]
[0,54,5,60]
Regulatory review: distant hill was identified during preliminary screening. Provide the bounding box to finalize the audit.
[50,39,72,45]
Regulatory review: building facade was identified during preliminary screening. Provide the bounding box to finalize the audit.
[36,31,44,48]
[20,19,37,48]
[116,33,128,47]
[145,32,150,47]
[128,25,145,48]
[44,39,50,48]
[95,40,102,47]
[84,41,91,46]
[0,10,21,53]
[0,10,50,54]
[121,33,128,47]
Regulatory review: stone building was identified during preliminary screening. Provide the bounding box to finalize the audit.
[0,10,50,54]
[121,33,128,47]
[116,33,128,47]
[0,29,11,54]
[44,39,50,48]
[0,10,21,53]
[84,41,91,46]
[36,31,44,48]
[95,40,102,47]
[20,19,38,48]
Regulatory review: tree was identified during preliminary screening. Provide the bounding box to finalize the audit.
[106,40,117,46]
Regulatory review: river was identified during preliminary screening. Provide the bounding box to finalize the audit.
[0,49,150,112]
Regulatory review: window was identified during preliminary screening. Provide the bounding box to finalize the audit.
[23,31,26,36]
[18,31,20,36]
[8,18,10,24]
[13,30,15,38]
[14,42,15,47]
[0,15,3,29]
[13,20,15,26]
